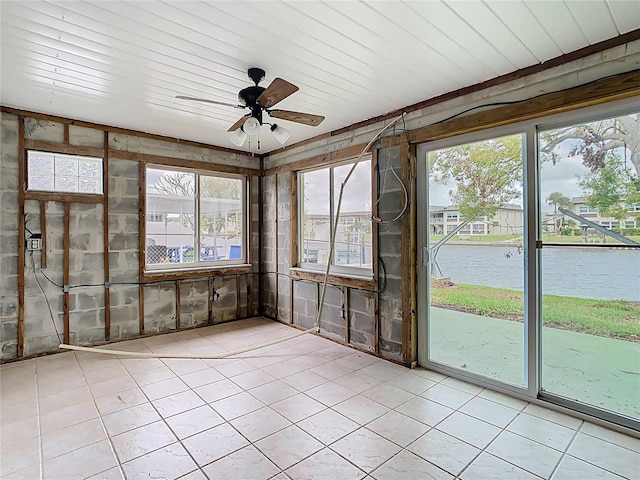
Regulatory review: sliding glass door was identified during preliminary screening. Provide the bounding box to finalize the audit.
[538,111,640,422]
[423,131,528,388]
[417,101,639,429]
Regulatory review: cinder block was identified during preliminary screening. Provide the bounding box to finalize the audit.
[108,159,138,178]
[69,125,104,148]
[0,299,17,318]
[24,119,64,142]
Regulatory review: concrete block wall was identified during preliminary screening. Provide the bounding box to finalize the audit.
[261,175,277,318]
[276,173,291,323]
[376,146,405,360]
[349,289,376,352]
[260,41,640,364]
[0,113,260,360]
[108,157,140,340]
[0,114,19,359]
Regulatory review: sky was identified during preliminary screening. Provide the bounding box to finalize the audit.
[427,138,593,213]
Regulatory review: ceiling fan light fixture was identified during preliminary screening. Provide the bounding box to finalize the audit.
[228,128,247,147]
[243,116,261,136]
[270,124,291,145]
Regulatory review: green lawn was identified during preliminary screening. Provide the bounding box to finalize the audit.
[430,282,640,341]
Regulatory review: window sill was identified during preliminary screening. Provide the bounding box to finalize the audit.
[143,264,252,282]
[289,267,377,291]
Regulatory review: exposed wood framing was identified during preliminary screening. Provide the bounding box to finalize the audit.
[63,202,70,345]
[371,149,379,290]
[17,117,25,357]
[236,275,241,320]
[142,265,252,283]
[289,269,376,290]
[374,290,379,355]
[138,284,145,335]
[24,191,103,204]
[274,175,279,320]
[247,273,253,317]
[109,150,256,176]
[39,201,46,269]
[1,106,249,157]
[289,171,297,326]
[258,159,264,316]
[407,70,640,146]
[63,124,69,144]
[289,171,298,268]
[265,143,369,176]
[344,287,350,344]
[371,149,380,355]
[208,276,214,325]
[103,131,111,341]
[407,144,418,365]
[247,174,254,268]
[25,139,104,158]
[175,280,181,330]
[138,162,146,335]
[400,143,411,364]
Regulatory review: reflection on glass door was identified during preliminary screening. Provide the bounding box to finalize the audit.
[427,133,527,386]
[538,111,640,420]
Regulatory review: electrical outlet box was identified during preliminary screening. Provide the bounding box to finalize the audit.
[27,234,42,251]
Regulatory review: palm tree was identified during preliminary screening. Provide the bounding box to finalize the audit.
[546,192,571,235]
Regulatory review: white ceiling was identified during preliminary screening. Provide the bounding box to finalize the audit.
[1,1,638,153]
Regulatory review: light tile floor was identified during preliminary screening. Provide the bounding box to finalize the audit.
[1,317,638,480]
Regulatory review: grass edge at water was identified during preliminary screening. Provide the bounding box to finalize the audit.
[430,282,640,342]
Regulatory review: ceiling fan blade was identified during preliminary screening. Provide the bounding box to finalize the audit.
[227,114,250,132]
[257,78,299,108]
[268,109,325,126]
[176,95,242,109]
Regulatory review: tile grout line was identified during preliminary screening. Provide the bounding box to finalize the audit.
[75,352,128,480]
[440,390,531,480]
[34,361,44,480]
[113,338,320,479]
[546,422,584,480]
[114,347,212,479]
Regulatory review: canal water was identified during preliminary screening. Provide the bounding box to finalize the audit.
[432,243,640,302]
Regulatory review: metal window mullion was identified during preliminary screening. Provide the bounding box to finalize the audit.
[525,125,540,399]
[329,167,335,268]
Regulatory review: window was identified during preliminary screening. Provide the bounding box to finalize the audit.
[27,150,103,194]
[579,205,598,214]
[145,166,246,269]
[299,159,373,276]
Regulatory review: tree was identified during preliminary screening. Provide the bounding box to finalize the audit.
[152,172,242,246]
[546,192,571,213]
[539,115,639,174]
[539,113,640,226]
[546,192,571,234]
[579,152,640,225]
[430,134,523,220]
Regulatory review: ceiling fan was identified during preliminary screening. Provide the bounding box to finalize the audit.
[176,67,325,147]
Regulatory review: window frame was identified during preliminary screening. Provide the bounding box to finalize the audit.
[26,149,104,195]
[144,164,249,272]
[296,156,374,279]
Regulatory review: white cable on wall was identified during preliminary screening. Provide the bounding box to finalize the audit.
[314,113,407,332]
[59,113,407,360]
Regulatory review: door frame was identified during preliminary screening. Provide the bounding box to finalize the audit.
[415,98,640,434]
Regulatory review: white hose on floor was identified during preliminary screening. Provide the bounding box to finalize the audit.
[58,325,317,359]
